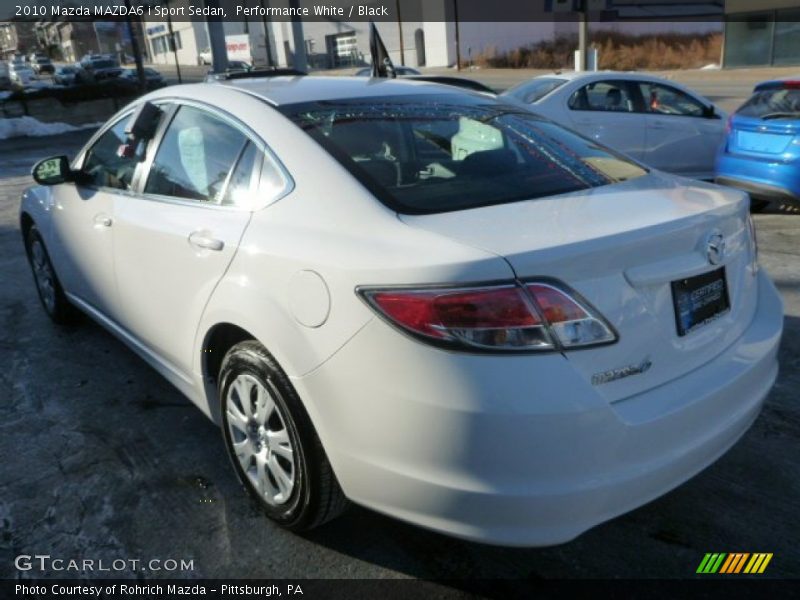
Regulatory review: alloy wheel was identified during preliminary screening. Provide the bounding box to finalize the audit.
[225,374,295,505]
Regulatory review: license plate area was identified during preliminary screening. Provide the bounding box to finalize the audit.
[671,268,730,337]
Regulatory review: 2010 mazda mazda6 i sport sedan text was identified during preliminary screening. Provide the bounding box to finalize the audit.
[20,77,783,546]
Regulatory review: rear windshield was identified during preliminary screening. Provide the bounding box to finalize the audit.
[737,87,800,119]
[279,94,647,214]
[502,78,567,104]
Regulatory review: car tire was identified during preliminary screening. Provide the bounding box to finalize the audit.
[750,199,770,213]
[24,225,78,324]
[219,340,348,531]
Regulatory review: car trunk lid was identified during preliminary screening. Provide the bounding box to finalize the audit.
[399,174,758,404]
[730,116,799,156]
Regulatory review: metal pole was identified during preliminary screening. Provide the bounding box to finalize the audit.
[396,0,405,65]
[165,0,182,83]
[259,0,274,66]
[453,0,461,71]
[205,0,228,73]
[124,0,146,92]
[289,0,307,71]
[578,0,588,72]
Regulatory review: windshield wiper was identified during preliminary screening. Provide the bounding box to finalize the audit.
[761,112,800,120]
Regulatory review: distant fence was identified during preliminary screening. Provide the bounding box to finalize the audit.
[1,84,141,126]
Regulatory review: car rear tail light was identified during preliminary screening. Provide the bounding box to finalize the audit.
[359,281,617,352]
[525,283,617,348]
[725,115,733,134]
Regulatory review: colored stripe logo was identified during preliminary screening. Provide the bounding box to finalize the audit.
[697,553,773,574]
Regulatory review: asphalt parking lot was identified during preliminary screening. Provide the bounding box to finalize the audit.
[0,126,798,583]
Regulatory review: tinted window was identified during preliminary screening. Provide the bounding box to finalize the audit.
[82,116,142,190]
[637,82,706,117]
[91,60,117,69]
[503,78,567,104]
[145,106,248,203]
[569,81,636,112]
[280,95,647,214]
[737,87,800,119]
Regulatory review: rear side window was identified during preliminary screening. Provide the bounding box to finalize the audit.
[145,105,248,203]
[221,142,258,207]
[503,78,567,104]
[280,95,647,214]
[737,87,800,119]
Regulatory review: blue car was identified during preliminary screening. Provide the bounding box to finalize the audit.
[716,77,800,211]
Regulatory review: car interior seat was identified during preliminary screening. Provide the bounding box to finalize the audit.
[329,121,402,188]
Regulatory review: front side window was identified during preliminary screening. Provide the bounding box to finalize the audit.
[81,116,142,190]
[144,105,248,203]
[569,81,636,112]
[637,82,706,117]
[280,95,647,214]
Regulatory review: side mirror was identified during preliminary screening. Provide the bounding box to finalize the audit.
[703,105,717,119]
[31,155,72,186]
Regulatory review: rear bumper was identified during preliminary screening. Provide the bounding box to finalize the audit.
[716,155,800,204]
[294,271,783,546]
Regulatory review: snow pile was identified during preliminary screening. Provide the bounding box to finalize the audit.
[700,63,721,70]
[0,116,100,140]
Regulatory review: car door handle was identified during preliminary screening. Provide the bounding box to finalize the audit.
[650,120,669,130]
[188,231,224,252]
[93,214,113,227]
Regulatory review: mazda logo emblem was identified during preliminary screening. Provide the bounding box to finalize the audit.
[706,232,726,266]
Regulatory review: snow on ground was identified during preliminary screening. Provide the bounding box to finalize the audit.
[0,116,101,140]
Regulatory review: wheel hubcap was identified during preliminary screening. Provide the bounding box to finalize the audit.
[226,374,295,505]
[30,240,56,313]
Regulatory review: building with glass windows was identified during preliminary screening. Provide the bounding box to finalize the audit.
[724,0,800,67]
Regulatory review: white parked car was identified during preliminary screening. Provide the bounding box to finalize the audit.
[21,77,782,546]
[502,71,727,181]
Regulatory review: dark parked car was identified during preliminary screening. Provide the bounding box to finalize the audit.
[32,57,54,75]
[118,67,166,90]
[75,59,123,85]
[54,65,79,86]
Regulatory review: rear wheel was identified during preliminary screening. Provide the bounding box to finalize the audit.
[24,225,78,324]
[219,341,348,530]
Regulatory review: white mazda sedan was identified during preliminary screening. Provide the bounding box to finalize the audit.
[502,72,727,181]
[20,76,782,546]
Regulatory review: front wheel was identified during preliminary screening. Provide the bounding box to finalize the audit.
[24,225,78,324]
[219,341,348,531]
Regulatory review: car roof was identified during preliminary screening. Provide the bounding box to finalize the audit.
[218,75,484,106]
[533,71,671,83]
[755,75,800,89]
